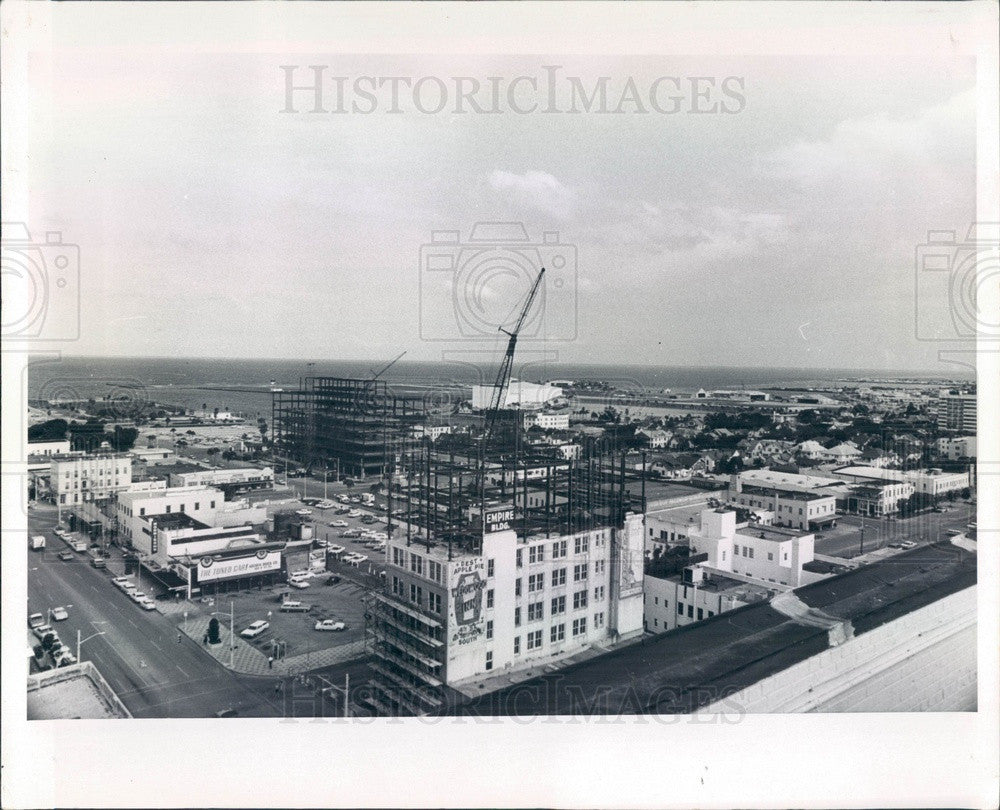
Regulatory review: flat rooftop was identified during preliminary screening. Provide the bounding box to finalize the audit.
[27,665,130,720]
[739,469,845,491]
[646,502,708,526]
[442,539,976,716]
[735,524,810,543]
[142,512,211,531]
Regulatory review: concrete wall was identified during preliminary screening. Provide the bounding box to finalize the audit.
[695,585,976,714]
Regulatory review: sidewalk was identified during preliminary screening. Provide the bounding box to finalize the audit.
[180,617,366,677]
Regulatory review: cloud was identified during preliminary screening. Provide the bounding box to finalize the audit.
[488,170,576,220]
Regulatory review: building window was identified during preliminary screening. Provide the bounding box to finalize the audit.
[527,629,543,650]
[528,601,543,621]
[550,623,565,643]
[410,554,424,576]
[552,568,566,587]
[165,505,171,514]
[574,536,589,555]
[194,502,199,511]
[697,608,704,620]
[573,590,588,610]
[528,573,544,592]
[572,617,587,637]
[515,578,522,597]
[514,607,521,627]
[211,501,216,509]
[687,604,694,618]
[573,563,588,582]
[485,651,493,670]
[654,596,659,605]
[529,545,544,564]
[551,595,566,615]
[708,611,715,617]
[733,544,739,556]
[486,589,494,609]
[180,503,185,512]
[767,552,773,561]
[595,560,605,575]
[677,602,684,615]
[594,611,605,629]
[552,539,567,559]
[429,592,442,613]
[516,548,523,568]
[486,620,494,640]
[139,508,145,516]
[514,636,521,655]
[487,558,495,578]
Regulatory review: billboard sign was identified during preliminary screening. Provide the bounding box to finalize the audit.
[197,549,281,582]
[448,557,487,648]
[484,506,515,535]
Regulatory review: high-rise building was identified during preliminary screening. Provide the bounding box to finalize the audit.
[937,389,977,433]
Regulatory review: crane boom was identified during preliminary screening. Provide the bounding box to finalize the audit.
[476,268,545,490]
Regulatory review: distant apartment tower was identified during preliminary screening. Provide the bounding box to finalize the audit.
[937,389,976,433]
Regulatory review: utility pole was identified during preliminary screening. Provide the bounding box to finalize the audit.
[859,513,865,556]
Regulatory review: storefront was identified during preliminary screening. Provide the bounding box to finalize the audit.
[177,544,285,598]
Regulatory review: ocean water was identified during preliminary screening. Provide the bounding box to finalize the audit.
[27,355,971,422]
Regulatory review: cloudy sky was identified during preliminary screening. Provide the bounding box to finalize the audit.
[25,46,977,371]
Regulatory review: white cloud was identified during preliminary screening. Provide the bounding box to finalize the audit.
[488,170,576,221]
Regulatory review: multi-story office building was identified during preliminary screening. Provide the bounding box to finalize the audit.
[937,389,977,433]
[727,471,839,531]
[937,436,977,460]
[51,452,133,505]
[368,507,646,716]
[523,412,571,431]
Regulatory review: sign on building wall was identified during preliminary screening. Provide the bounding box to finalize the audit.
[484,506,515,535]
[197,549,281,582]
[448,557,487,647]
[615,521,644,599]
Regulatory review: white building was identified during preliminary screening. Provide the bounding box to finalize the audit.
[728,470,840,531]
[636,428,672,448]
[130,447,177,466]
[410,424,454,442]
[168,466,274,491]
[937,436,977,460]
[523,412,570,431]
[471,380,563,410]
[51,452,133,505]
[28,439,71,457]
[369,507,646,715]
[937,390,976,433]
[115,485,225,547]
[845,481,915,517]
[834,466,971,498]
[644,569,770,633]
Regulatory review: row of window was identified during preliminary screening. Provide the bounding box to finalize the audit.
[515,534,603,568]
[495,613,605,664]
[390,576,444,615]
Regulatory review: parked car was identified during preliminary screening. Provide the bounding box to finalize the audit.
[240,620,270,638]
[129,591,147,603]
[28,612,45,630]
[347,509,362,517]
[295,508,312,517]
[279,600,311,612]
[288,579,310,589]
[90,557,107,569]
[329,520,348,528]
[340,529,361,538]
[138,597,157,610]
[900,540,917,549]
[50,606,69,621]
[33,623,56,640]
[314,619,346,632]
[361,515,376,525]
[327,544,346,555]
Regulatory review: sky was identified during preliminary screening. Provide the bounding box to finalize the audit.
[23,48,978,371]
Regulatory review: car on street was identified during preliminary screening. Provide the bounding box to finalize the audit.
[129,590,147,603]
[340,529,361,538]
[50,606,69,621]
[279,600,311,612]
[347,509,362,517]
[329,520,348,528]
[33,623,56,640]
[58,551,76,561]
[344,553,368,565]
[314,619,346,632]
[138,597,157,610]
[295,508,312,517]
[335,507,350,514]
[112,576,133,590]
[361,515,376,524]
[900,540,917,549]
[91,557,107,568]
[240,620,270,638]
[29,612,45,629]
[53,528,67,539]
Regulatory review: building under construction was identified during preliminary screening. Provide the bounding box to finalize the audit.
[364,436,651,716]
[271,377,428,479]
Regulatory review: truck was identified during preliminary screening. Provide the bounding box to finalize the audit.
[30,535,46,551]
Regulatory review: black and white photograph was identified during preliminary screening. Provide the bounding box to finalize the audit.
[2,2,997,808]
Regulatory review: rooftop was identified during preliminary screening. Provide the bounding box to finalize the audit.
[734,523,810,543]
[142,512,210,531]
[27,663,131,719]
[443,539,975,716]
[738,469,845,491]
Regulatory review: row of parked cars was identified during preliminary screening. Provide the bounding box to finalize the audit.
[112,576,157,610]
[28,610,77,668]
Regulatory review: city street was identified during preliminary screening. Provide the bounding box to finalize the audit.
[813,503,975,559]
[27,503,371,718]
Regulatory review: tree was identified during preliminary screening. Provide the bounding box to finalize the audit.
[27,418,69,442]
[208,617,221,644]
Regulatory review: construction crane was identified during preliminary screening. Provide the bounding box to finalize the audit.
[473,267,546,493]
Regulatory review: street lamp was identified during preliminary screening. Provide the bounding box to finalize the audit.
[313,673,351,718]
[77,629,106,662]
